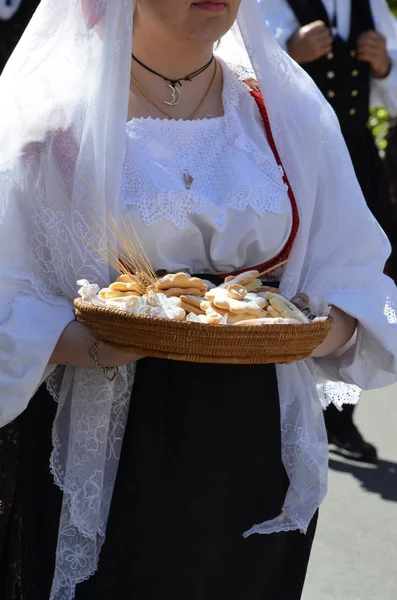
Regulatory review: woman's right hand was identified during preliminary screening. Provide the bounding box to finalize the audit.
[95,338,143,367]
[50,320,143,367]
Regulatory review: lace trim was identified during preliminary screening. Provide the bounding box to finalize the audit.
[243,506,312,538]
[49,364,134,600]
[317,380,362,410]
[121,63,288,231]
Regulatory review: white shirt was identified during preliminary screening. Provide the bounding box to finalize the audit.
[259,0,397,115]
[121,63,292,275]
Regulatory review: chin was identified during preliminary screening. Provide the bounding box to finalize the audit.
[188,8,235,43]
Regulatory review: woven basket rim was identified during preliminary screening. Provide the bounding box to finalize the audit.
[74,298,331,331]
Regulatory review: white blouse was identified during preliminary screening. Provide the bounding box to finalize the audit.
[120,63,292,275]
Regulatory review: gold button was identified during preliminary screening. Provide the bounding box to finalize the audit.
[327,90,336,99]
[327,52,334,60]
[350,50,356,58]
[351,90,359,97]
[349,108,357,116]
[352,69,359,77]
[327,71,335,79]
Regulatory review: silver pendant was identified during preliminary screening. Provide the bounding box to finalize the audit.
[164,84,181,106]
[183,170,194,190]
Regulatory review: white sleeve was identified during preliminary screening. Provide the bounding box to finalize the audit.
[0,296,74,426]
[257,0,300,51]
[302,107,397,391]
[370,0,397,116]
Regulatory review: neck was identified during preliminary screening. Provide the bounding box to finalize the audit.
[132,26,213,80]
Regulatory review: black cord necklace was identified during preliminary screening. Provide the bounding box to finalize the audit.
[131,53,214,107]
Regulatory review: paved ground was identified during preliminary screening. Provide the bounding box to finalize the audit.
[304,384,397,600]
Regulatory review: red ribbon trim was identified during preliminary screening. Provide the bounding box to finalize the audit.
[218,87,300,278]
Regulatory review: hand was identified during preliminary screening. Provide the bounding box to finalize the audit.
[291,295,357,358]
[356,31,391,78]
[50,320,143,367]
[95,339,143,368]
[287,20,333,64]
[290,292,310,312]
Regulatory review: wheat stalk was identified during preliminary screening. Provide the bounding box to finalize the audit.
[79,203,156,293]
[257,257,292,279]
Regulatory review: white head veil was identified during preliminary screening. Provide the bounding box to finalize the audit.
[1,0,396,598]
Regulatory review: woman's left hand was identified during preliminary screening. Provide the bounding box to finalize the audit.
[290,292,310,314]
[356,31,391,79]
[291,293,357,357]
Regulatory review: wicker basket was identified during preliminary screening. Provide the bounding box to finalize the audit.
[74,299,332,364]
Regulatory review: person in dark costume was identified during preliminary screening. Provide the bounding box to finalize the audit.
[0,1,41,73]
[261,0,397,464]
[1,1,397,599]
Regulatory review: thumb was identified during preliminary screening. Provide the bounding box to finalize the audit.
[290,293,310,310]
[309,20,328,31]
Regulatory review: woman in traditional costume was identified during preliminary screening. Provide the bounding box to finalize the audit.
[0,0,396,599]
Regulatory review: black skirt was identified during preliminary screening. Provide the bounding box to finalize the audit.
[1,359,318,600]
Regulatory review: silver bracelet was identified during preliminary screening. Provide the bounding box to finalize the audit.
[88,340,119,382]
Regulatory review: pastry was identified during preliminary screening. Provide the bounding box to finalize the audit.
[219,270,260,289]
[204,302,267,325]
[155,272,208,293]
[210,288,267,316]
[227,284,247,301]
[109,281,142,294]
[99,289,136,300]
[116,273,134,283]
[265,292,310,324]
[180,295,206,315]
[161,287,205,298]
[244,278,262,292]
[267,305,282,319]
[204,287,228,302]
[233,317,302,326]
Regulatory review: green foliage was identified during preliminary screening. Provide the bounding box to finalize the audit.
[369,107,389,153]
[388,0,397,16]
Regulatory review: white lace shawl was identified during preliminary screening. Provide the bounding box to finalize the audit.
[0,1,396,598]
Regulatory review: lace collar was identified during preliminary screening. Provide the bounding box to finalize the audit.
[121,61,289,231]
